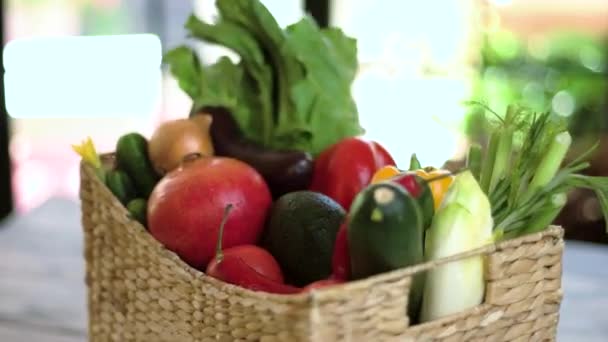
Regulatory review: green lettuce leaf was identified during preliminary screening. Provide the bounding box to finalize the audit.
[162,46,203,100]
[165,0,364,156]
[185,14,273,144]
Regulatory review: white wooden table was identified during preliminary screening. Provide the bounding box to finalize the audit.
[0,198,606,341]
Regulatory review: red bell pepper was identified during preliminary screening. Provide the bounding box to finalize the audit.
[331,220,350,281]
[207,254,301,294]
[310,137,396,211]
[206,204,300,295]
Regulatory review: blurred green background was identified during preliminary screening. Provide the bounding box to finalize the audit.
[464,26,608,243]
[467,30,607,145]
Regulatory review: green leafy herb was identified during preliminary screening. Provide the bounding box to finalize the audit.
[164,0,364,156]
[470,103,608,238]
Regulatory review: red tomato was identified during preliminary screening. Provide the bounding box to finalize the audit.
[331,220,351,281]
[148,157,272,269]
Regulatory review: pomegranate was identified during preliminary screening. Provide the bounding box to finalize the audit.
[147,157,272,269]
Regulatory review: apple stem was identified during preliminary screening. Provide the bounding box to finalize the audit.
[215,204,233,264]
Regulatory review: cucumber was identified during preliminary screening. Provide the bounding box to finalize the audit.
[105,170,137,205]
[115,133,159,198]
[348,182,425,322]
[127,198,148,227]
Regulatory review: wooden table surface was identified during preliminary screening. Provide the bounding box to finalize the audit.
[0,198,607,341]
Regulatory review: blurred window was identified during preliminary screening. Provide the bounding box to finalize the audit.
[331,0,481,167]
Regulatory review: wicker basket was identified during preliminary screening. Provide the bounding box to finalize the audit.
[80,161,564,342]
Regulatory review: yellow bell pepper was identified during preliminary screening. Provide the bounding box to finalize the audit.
[370,165,401,184]
[415,168,454,210]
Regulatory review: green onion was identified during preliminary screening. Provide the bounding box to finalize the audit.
[488,129,513,193]
[528,131,572,194]
[505,192,567,239]
[466,103,608,239]
[480,131,500,194]
[466,143,482,181]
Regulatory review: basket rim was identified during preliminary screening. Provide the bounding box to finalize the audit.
[80,160,565,303]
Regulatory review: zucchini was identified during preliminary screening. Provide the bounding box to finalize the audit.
[348,182,425,322]
[115,133,160,198]
[105,169,137,205]
[391,173,435,230]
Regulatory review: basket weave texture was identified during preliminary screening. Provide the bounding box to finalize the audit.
[80,161,564,342]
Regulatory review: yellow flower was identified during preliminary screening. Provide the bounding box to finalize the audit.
[72,137,102,169]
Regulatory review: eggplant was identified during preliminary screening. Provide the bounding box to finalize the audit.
[193,106,314,198]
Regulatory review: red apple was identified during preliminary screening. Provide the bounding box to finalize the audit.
[147,157,272,269]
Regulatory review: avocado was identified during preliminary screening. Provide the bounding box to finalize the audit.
[264,191,345,286]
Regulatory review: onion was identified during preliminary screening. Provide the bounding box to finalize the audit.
[148,116,214,175]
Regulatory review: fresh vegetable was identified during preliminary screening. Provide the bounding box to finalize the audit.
[420,170,494,323]
[409,153,422,171]
[105,169,137,205]
[466,143,482,180]
[301,278,344,292]
[348,182,425,321]
[198,107,314,198]
[209,245,284,283]
[164,0,364,156]
[115,133,160,198]
[370,165,401,184]
[370,165,437,229]
[330,220,350,281]
[414,168,454,210]
[147,156,272,269]
[391,173,435,229]
[126,198,148,227]
[264,191,345,286]
[206,205,300,294]
[148,117,214,175]
[207,252,300,294]
[525,131,572,198]
[310,137,396,211]
[469,103,608,238]
[72,137,105,181]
